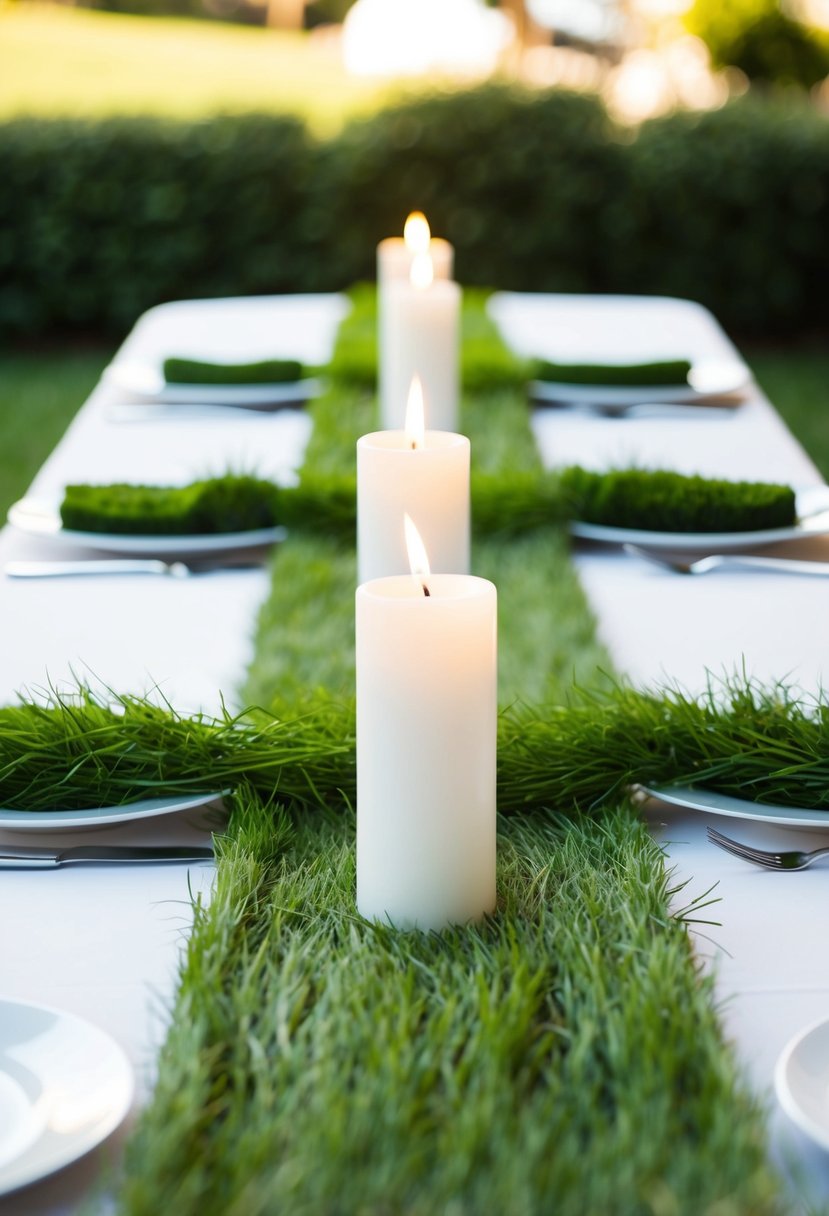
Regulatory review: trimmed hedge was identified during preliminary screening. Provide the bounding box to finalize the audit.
[0,114,320,337]
[616,102,829,332]
[1,85,828,340]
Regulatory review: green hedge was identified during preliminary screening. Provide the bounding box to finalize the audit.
[0,114,320,336]
[1,85,828,340]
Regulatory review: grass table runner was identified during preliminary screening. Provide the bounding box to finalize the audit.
[116,293,782,1215]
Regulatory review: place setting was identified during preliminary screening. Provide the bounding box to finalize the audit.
[641,786,829,1168]
[548,463,829,576]
[102,292,352,420]
[0,997,135,1200]
[0,718,225,1200]
[104,356,323,419]
[526,356,750,416]
[485,290,754,419]
[4,473,284,577]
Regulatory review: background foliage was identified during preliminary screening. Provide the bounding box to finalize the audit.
[1,84,828,341]
[686,0,829,88]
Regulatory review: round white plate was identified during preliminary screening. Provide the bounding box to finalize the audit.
[642,784,829,829]
[571,485,829,552]
[775,1017,829,1152]
[0,999,133,1197]
[0,790,224,832]
[7,498,284,557]
[530,358,750,406]
[103,361,322,407]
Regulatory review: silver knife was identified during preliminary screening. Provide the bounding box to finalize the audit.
[0,845,215,868]
[5,560,265,579]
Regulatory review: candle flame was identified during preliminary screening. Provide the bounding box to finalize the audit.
[403,211,431,255]
[410,251,434,290]
[405,376,426,449]
[404,513,431,596]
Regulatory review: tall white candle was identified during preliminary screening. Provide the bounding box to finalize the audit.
[377,213,456,429]
[383,253,461,431]
[357,377,470,584]
[377,212,453,289]
[356,555,497,931]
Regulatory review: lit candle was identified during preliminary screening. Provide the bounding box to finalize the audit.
[356,517,497,931]
[383,251,461,431]
[357,376,470,584]
[376,211,454,292]
[377,212,455,429]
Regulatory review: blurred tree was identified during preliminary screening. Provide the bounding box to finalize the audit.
[304,0,356,23]
[686,0,829,88]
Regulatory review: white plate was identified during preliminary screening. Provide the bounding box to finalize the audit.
[642,784,829,829]
[103,361,322,408]
[0,790,224,832]
[7,498,284,557]
[530,359,750,406]
[571,485,829,551]
[776,1017,829,1152]
[0,999,133,1196]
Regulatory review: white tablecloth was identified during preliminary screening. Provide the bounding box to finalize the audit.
[493,291,829,1206]
[0,295,346,1214]
[5,289,829,1211]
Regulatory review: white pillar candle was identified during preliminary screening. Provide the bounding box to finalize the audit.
[376,212,454,290]
[383,254,461,431]
[356,566,497,932]
[357,378,470,583]
[377,212,455,427]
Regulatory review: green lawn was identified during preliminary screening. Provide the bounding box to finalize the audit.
[748,345,829,478]
[0,4,396,133]
[0,349,110,509]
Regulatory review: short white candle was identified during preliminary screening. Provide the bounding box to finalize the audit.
[356,533,497,931]
[377,213,456,430]
[383,253,461,431]
[357,377,470,583]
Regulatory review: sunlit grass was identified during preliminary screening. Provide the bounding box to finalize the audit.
[0,348,110,510]
[748,344,829,480]
[0,4,395,134]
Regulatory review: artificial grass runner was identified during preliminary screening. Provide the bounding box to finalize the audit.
[114,291,783,1214]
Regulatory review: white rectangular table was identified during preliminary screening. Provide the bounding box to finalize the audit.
[4,290,829,1211]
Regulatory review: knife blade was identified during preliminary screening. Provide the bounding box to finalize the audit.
[4,560,266,579]
[0,845,215,868]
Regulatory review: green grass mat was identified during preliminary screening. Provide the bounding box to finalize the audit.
[118,794,778,1216]
[114,290,783,1214]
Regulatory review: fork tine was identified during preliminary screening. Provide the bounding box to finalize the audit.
[708,839,782,869]
[705,826,783,868]
[705,828,755,857]
[707,835,767,863]
[706,825,770,856]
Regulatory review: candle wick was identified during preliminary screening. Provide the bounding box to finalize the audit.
[422,581,431,598]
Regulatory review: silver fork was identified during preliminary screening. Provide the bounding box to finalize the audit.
[707,825,829,870]
[623,544,829,577]
[528,396,735,419]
